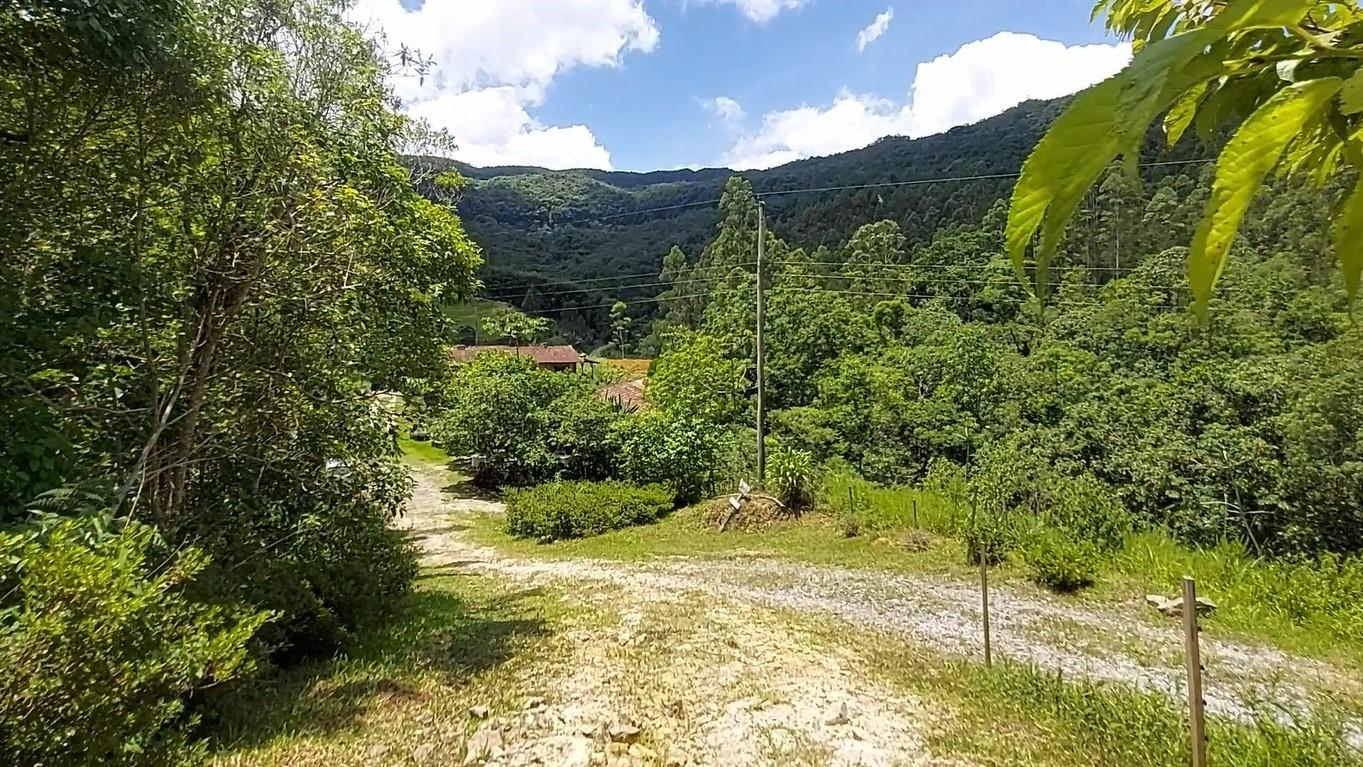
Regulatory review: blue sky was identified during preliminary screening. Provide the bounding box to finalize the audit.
[352,0,1131,171]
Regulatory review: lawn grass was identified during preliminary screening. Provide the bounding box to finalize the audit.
[464,505,980,578]
[601,357,651,379]
[398,433,449,467]
[205,574,570,767]
[465,492,1363,670]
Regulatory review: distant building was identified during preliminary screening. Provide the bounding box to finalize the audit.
[450,344,583,372]
[599,378,646,412]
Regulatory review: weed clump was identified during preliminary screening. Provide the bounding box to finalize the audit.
[1024,529,1099,592]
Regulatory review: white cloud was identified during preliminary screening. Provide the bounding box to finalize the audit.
[406,87,613,169]
[348,0,659,169]
[855,8,893,53]
[725,32,1131,169]
[727,91,911,170]
[694,0,810,24]
[701,96,747,128]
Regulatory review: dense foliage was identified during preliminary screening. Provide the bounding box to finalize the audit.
[1,0,479,756]
[0,519,268,766]
[428,97,1214,345]
[645,170,1363,566]
[1011,1,1363,312]
[430,353,735,504]
[504,480,674,540]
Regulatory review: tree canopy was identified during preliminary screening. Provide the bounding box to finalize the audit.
[1009,0,1363,314]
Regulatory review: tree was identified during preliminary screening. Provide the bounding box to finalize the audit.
[610,301,632,356]
[482,311,551,351]
[1008,1,1363,314]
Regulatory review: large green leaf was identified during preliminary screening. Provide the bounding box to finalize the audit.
[1335,176,1363,299]
[1164,81,1207,145]
[1114,31,1217,151]
[1210,0,1317,29]
[1006,76,1124,288]
[1340,68,1363,115]
[1189,77,1344,314]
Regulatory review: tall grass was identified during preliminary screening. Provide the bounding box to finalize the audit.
[1110,530,1363,660]
[821,469,966,536]
[820,468,1363,663]
[924,658,1363,767]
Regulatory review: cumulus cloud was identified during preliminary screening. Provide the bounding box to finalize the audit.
[694,0,810,24]
[725,32,1131,169]
[348,0,659,169]
[856,8,894,53]
[701,96,747,128]
[727,91,910,170]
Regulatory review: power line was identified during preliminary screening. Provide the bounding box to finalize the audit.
[483,262,757,297]
[543,197,726,227]
[485,275,737,301]
[751,159,1212,201]
[765,284,1192,311]
[776,259,1143,273]
[502,158,1215,228]
[510,291,716,317]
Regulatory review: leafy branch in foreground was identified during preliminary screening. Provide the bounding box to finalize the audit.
[1009,0,1363,315]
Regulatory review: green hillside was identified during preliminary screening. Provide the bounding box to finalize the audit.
[427,96,1217,344]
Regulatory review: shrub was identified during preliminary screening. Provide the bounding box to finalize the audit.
[1041,474,1132,552]
[1025,529,1099,592]
[610,411,732,504]
[431,353,576,485]
[505,481,674,540]
[963,509,1022,566]
[187,480,418,661]
[0,519,269,767]
[547,389,623,481]
[768,445,816,510]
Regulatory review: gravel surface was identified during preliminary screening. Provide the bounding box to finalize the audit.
[401,463,1362,740]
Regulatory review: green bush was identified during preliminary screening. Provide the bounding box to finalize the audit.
[962,509,1022,566]
[547,389,623,481]
[768,445,816,510]
[505,481,675,540]
[431,353,577,485]
[1025,529,1100,592]
[1041,474,1132,552]
[609,411,732,504]
[0,519,269,767]
[187,475,418,660]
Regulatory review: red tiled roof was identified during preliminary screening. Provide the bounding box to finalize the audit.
[450,345,581,365]
[599,379,646,411]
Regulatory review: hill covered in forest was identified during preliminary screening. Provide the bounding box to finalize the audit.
[430,95,1212,341]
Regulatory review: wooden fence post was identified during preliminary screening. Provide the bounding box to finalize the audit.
[981,556,992,668]
[1183,576,1207,767]
[912,498,918,527]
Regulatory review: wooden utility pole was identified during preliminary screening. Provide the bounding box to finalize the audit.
[1184,576,1207,767]
[756,200,767,482]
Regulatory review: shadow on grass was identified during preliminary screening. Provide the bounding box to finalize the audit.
[203,578,550,751]
[441,477,503,503]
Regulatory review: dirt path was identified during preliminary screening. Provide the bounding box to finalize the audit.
[399,463,1361,765]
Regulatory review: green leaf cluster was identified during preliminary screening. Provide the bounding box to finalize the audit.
[1012,0,1363,315]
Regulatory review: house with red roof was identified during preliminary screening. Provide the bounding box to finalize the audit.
[450,344,583,372]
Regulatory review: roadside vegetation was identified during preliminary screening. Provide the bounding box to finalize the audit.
[2,0,479,761]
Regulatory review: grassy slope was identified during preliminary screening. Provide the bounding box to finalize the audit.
[206,575,570,767]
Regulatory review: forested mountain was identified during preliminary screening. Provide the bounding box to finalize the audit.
[430,96,1218,343]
